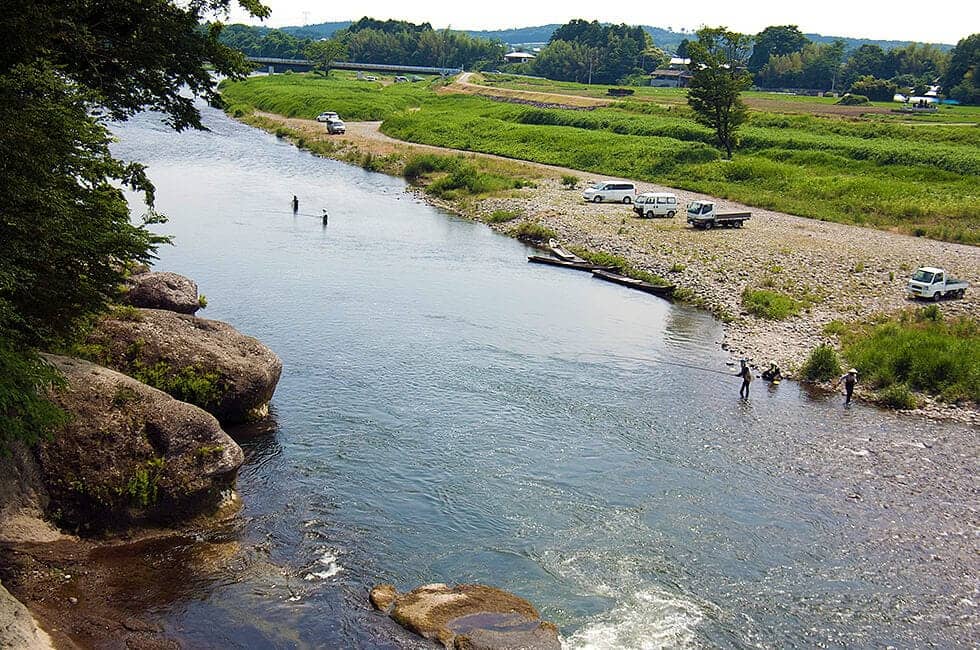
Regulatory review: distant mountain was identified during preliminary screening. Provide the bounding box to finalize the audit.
[460,25,560,45]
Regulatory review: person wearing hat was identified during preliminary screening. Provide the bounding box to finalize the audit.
[835,368,859,405]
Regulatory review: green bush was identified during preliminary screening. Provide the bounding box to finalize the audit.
[741,288,801,320]
[801,344,843,382]
[877,384,919,409]
[132,362,223,410]
[510,221,557,245]
[487,209,521,223]
[561,174,579,188]
[836,93,870,106]
[842,311,979,403]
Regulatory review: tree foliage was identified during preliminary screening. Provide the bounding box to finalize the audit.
[944,34,980,104]
[334,18,504,69]
[0,0,268,450]
[306,39,348,76]
[748,25,809,73]
[686,27,753,159]
[755,41,846,90]
[849,76,898,101]
[533,19,656,85]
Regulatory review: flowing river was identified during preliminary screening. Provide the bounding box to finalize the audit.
[108,104,977,648]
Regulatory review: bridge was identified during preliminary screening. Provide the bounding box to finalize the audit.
[246,57,463,76]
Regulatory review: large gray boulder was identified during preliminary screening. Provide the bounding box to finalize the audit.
[123,271,201,314]
[0,580,53,650]
[370,583,561,649]
[86,308,282,424]
[36,355,244,532]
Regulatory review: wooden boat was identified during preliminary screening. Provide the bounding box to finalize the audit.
[591,269,675,297]
[547,239,586,263]
[527,255,615,272]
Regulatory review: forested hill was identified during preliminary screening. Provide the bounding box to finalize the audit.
[271,21,952,54]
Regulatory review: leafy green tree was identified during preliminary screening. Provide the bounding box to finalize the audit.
[306,39,348,76]
[748,25,809,73]
[535,20,652,84]
[676,39,690,59]
[944,34,980,104]
[686,27,753,159]
[849,76,899,101]
[841,44,888,89]
[0,0,268,451]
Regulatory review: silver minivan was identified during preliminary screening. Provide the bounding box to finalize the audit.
[633,192,678,217]
[582,181,636,204]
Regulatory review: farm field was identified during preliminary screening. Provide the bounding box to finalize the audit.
[221,73,980,244]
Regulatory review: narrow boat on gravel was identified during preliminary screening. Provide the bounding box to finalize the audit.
[527,255,616,272]
[591,269,675,298]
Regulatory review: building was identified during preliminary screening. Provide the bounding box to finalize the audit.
[649,69,692,88]
[503,51,536,64]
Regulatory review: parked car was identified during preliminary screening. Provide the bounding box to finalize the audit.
[410,75,424,82]
[324,118,346,134]
[394,76,409,83]
[633,192,678,218]
[907,267,968,300]
[582,181,636,204]
[315,111,339,123]
[364,75,378,81]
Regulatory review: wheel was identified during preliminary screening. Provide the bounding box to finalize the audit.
[623,196,632,204]
[735,220,743,228]
[593,196,602,203]
[704,221,713,230]
[645,211,653,218]
[933,291,942,301]
[667,210,675,218]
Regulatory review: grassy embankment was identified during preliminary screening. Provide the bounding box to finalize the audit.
[802,306,980,408]
[221,73,980,244]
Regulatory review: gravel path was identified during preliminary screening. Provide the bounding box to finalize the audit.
[260,113,980,421]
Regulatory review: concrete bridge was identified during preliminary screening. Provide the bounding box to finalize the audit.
[246,57,463,76]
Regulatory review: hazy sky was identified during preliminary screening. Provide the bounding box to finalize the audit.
[227,0,977,44]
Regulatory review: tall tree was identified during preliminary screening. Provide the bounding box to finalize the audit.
[943,34,980,104]
[748,25,809,73]
[687,27,753,159]
[0,0,269,450]
[306,39,348,76]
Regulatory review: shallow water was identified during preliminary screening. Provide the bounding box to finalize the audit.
[110,105,977,648]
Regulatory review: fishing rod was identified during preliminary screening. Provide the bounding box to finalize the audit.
[573,350,738,376]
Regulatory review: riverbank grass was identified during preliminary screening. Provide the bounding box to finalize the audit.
[841,307,980,404]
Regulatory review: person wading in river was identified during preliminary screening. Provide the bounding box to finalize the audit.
[835,368,859,405]
[736,360,753,399]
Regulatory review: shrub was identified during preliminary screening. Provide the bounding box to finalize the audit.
[801,345,842,382]
[197,294,208,309]
[561,174,579,188]
[848,76,898,102]
[822,320,848,336]
[741,288,801,320]
[487,209,521,223]
[877,384,919,410]
[510,221,557,245]
[836,93,870,106]
[669,262,687,273]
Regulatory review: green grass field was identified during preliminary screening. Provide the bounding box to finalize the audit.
[221,74,980,244]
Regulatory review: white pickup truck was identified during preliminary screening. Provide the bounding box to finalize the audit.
[907,267,969,300]
[686,201,751,229]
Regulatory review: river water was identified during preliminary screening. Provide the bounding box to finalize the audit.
[110,105,977,648]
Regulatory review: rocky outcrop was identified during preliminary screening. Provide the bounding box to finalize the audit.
[36,355,244,532]
[370,583,561,649]
[0,580,53,650]
[0,443,66,544]
[123,271,201,314]
[86,308,282,424]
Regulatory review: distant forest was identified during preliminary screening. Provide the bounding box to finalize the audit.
[219,19,976,102]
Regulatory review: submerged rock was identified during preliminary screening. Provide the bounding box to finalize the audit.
[370,583,561,649]
[123,271,201,314]
[37,355,244,532]
[86,308,282,424]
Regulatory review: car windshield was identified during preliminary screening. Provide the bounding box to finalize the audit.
[589,182,605,189]
[912,270,935,283]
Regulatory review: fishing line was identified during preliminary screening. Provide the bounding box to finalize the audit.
[573,350,736,375]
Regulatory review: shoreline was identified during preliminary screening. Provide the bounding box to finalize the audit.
[241,111,979,424]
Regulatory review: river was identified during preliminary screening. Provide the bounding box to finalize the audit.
[108,104,977,648]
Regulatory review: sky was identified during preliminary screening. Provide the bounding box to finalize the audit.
[226,0,977,44]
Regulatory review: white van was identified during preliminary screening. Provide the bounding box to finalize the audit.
[633,192,678,218]
[582,181,636,204]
